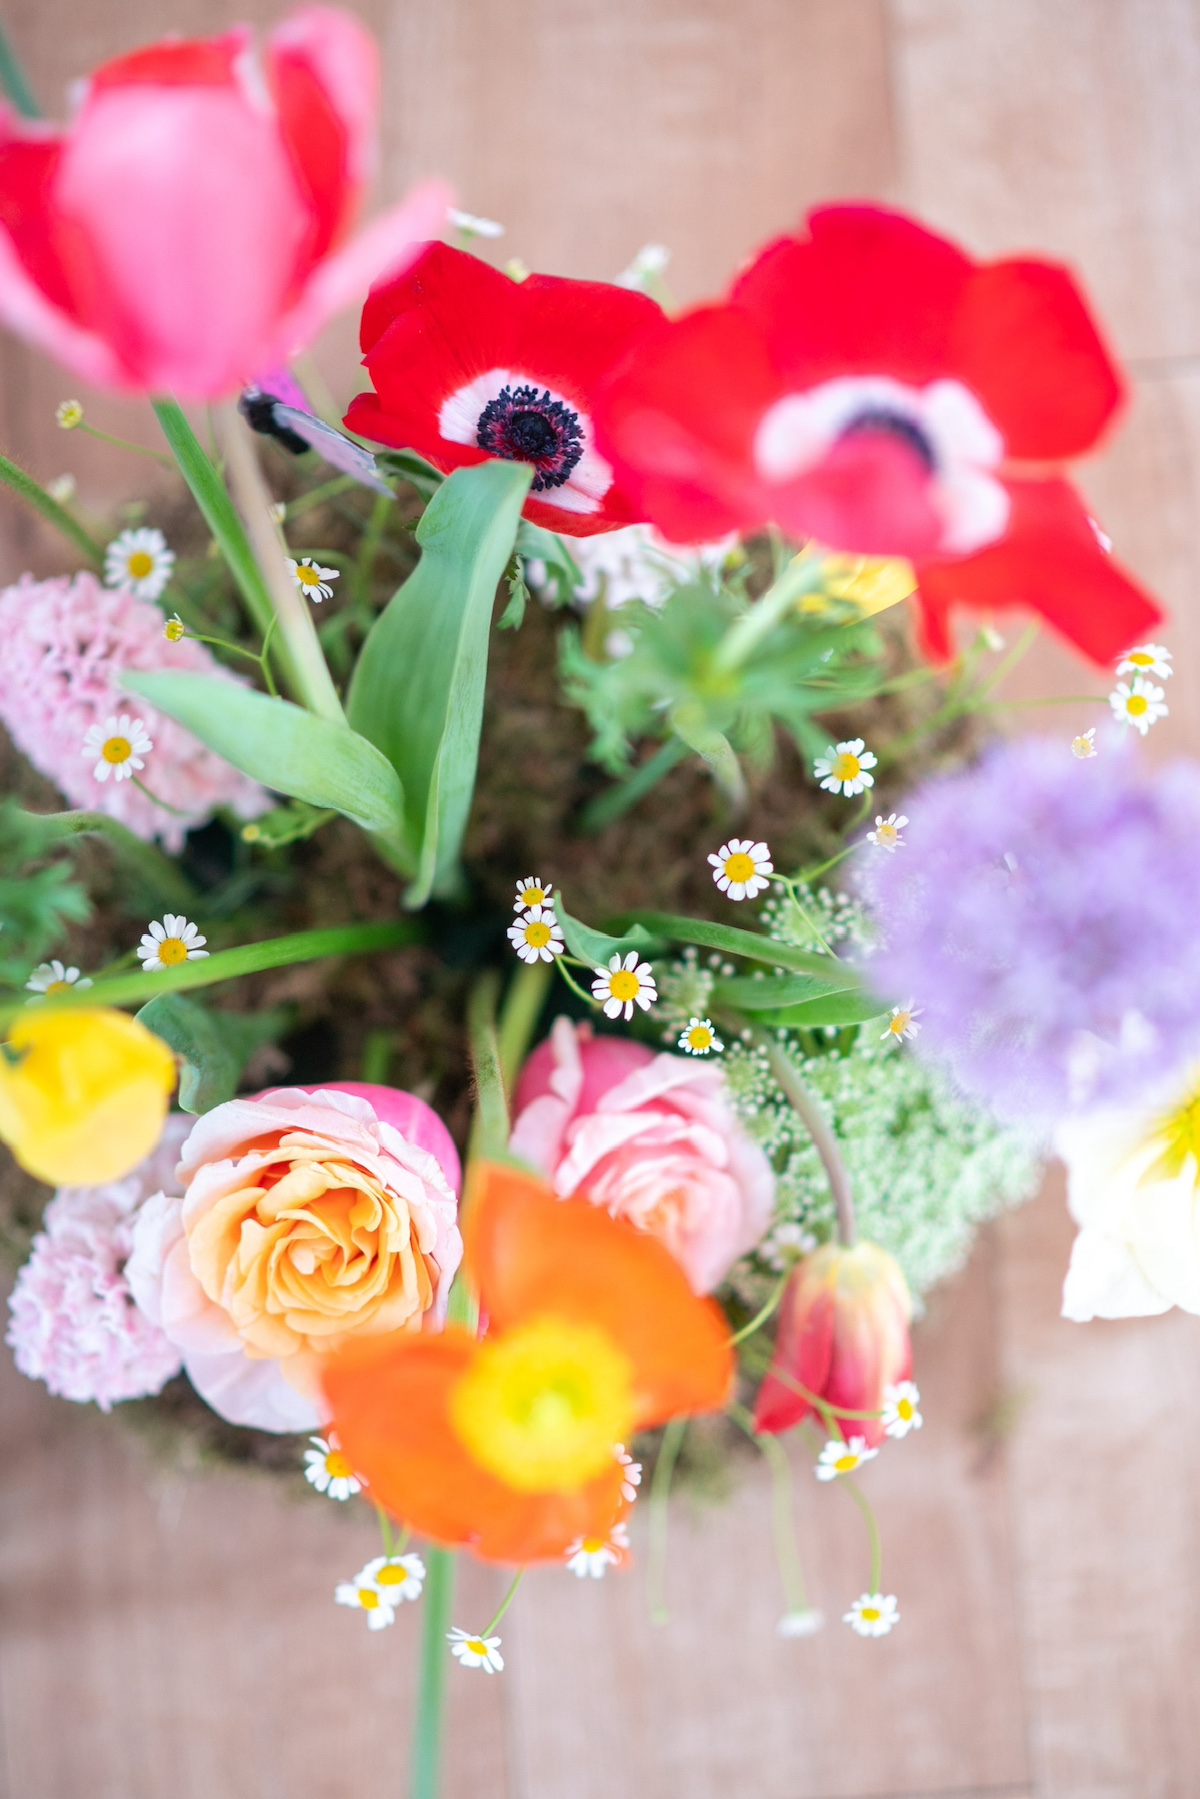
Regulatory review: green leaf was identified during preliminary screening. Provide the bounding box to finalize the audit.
[347,460,532,907]
[609,910,846,978]
[121,671,406,839]
[516,520,582,606]
[668,702,744,804]
[712,970,861,1011]
[767,990,887,1028]
[136,994,289,1113]
[558,906,661,969]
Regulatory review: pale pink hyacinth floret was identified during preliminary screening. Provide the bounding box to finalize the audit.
[5,1117,191,1410]
[0,572,269,850]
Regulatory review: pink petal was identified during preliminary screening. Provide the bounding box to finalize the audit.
[0,222,124,386]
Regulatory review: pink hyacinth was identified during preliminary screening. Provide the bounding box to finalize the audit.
[0,571,268,849]
[5,1117,190,1411]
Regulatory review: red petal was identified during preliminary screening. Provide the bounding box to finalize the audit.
[268,9,379,276]
[0,129,78,319]
[768,429,944,558]
[950,259,1124,458]
[915,477,1163,665]
[89,33,247,92]
[753,1280,835,1435]
[731,205,974,387]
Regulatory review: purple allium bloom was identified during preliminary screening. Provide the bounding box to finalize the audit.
[5,1117,191,1410]
[859,737,1200,1130]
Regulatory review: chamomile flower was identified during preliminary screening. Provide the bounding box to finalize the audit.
[46,473,76,504]
[565,1521,629,1579]
[882,1002,921,1044]
[164,613,187,642]
[866,813,908,851]
[1109,677,1168,736]
[777,1609,825,1637]
[448,1627,504,1673]
[358,1553,426,1603]
[708,838,773,900]
[514,876,554,911]
[137,915,209,972]
[815,1436,878,1481]
[508,905,564,964]
[844,1592,900,1637]
[1117,643,1172,681]
[303,1434,363,1500]
[56,399,84,429]
[881,1380,923,1439]
[104,527,175,600]
[448,207,505,239]
[335,1575,396,1630]
[678,1017,723,1056]
[615,1444,642,1504]
[592,951,657,1020]
[82,714,152,783]
[288,557,340,603]
[25,961,92,998]
[1071,728,1097,759]
[814,738,878,797]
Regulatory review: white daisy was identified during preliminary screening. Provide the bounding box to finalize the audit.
[1116,642,1172,681]
[707,838,774,901]
[25,960,92,999]
[514,876,554,911]
[1071,728,1097,759]
[843,1592,900,1638]
[448,1627,504,1673]
[335,1576,396,1630]
[565,1521,629,1579]
[82,714,153,783]
[448,207,505,239]
[56,398,84,430]
[47,473,76,503]
[507,905,564,964]
[814,738,878,797]
[137,915,210,973]
[881,1002,921,1044]
[288,556,340,603]
[104,526,175,600]
[1109,677,1168,736]
[678,1017,723,1056]
[303,1434,363,1500]
[357,1553,426,1603]
[164,613,187,642]
[881,1380,923,1439]
[815,1435,878,1482]
[866,812,908,851]
[592,951,657,1020]
[615,1444,642,1504]
[777,1609,825,1638]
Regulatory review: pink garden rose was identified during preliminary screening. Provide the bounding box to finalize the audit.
[510,1018,775,1293]
[126,1083,461,1433]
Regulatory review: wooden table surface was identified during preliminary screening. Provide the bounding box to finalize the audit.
[3,2,1200,1795]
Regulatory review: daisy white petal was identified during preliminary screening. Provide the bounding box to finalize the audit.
[1116,642,1172,680]
[813,738,878,797]
[591,951,657,1020]
[881,1002,921,1044]
[881,1380,923,1439]
[843,1592,900,1637]
[1071,728,1097,759]
[25,960,91,998]
[82,713,153,783]
[136,915,209,973]
[707,837,774,901]
[678,1016,723,1056]
[866,812,908,851]
[358,1553,426,1602]
[1109,677,1167,736]
[104,527,175,601]
[447,1627,504,1672]
[814,1435,878,1482]
[288,557,340,603]
[514,876,554,911]
[565,1522,629,1579]
[335,1577,395,1630]
[507,904,564,964]
[615,1443,642,1504]
[303,1434,364,1500]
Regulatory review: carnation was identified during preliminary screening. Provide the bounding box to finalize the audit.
[859,738,1200,1131]
[5,1116,191,1410]
[0,572,269,850]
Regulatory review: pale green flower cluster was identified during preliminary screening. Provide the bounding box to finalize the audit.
[759,881,873,957]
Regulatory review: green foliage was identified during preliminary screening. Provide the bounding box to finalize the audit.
[0,802,91,985]
[515,520,582,608]
[556,905,661,969]
[136,993,290,1113]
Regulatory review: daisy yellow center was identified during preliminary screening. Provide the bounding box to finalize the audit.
[607,970,641,1003]
[165,619,185,642]
[859,1605,881,1622]
[296,564,323,587]
[834,1452,859,1473]
[833,752,862,783]
[1128,652,1155,667]
[896,1398,914,1420]
[358,1588,380,1610]
[45,980,72,996]
[723,852,756,883]
[524,920,553,949]
[449,1315,635,1494]
[101,736,131,765]
[876,824,897,845]
[376,1564,408,1587]
[127,551,154,580]
[325,1450,354,1480]
[156,937,189,967]
[687,1026,714,1050]
[465,1638,489,1655]
[1126,693,1148,716]
[888,1011,911,1036]
[521,886,547,906]
[580,1537,607,1555]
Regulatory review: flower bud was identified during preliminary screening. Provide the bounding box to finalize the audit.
[753,1240,912,1444]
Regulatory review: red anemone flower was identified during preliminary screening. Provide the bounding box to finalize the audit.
[0,8,450,397]
[323,1161,733,1563]
[344,242,662,535]
[595,205,1162,663]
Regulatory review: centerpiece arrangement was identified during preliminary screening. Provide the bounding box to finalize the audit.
[0,10,1194,1794]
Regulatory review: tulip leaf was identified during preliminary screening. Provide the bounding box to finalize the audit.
[608,910,847,980]
[136,993,290,1114]
[557,905,662,970]
[712,970,862,1011]
[767,990,888,1029]
[120,671,408,841]
[347,460,533,908]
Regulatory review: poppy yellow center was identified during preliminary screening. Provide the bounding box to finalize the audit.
[127,551,154,580]
[1126,693,1148,716]
[833,752,862,783]
[524,920,552,949]
[157,937,189,967]
[296,564,323,586]
[102,736,131,765]
[834,1453,859,1473]
[723,852,756,883]
[358,1588,380,1610]
[325,1449,354,1480]
[449,1314,635,1493]
[607,970,640,1003]
[376,1564,408,1587]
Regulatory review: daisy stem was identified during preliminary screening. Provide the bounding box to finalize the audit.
[555,958,600,1009]
[728,1271,789,1346]
[728,1403,811,1615]
[374,1502,395,1556]
[78,422,175,466]
[481,1567,525,1637]
[130,775,195,818]
[0,448,105,566]
[411,1546,455,1799]
[497,958,553,1093]
[843,1474,883,1595]
[579,738,688,834]
[647,1415,687,1625]
[768,1369,883,1421]
[712,552,824,676]
[761,1037,858,1247]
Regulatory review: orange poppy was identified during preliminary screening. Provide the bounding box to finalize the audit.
[322,1161,734,1563]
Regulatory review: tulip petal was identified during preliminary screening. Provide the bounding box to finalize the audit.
[269,6,380,269]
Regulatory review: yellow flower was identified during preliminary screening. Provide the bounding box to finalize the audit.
[804,554,916,618]
[0,1006,176,1185]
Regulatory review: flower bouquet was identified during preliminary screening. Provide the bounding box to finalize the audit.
[0,10,1191,1793]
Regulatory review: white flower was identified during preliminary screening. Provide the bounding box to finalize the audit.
[288,557,340,603]
[1071,728,1098,759]
[335,1575,396,1630]
[881,1380,923,1439]
[815,1435,878,1481]
[708,838,774,900]
[814,738,878,797]
[615,1443,642,1504]
[1109,677,1167,735]
[46,473,76,504]
[507,905,564,964]
[137,914,210,973]
[82,713,152,783]
[104,526,175,600]
[866,812,908,851]
[303,1434,363,1500]
[616,243,671,290]
[777,1609,825,1637]
[678,1017,723,1056]
[843,1592,900,1637]
[592,951,657,1020]
[56,399,84,429]
[25,960,91,998]
[448,206,505,238]
[881,1002,921,1044]
[565,1522,629,1579]
[164,613,187,642]
[1117,642,1172,681]
[358,1553,426,1603]
[448,1627,504,1672]
[514,876,554,911]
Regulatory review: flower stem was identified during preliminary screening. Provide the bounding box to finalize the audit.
[729,1403,811,1615]
[555,957,599,1008]
[843,1474,883,1593]
[712,552,824,676]
[762,1037,857,1246]
[0,449,105,565]
[481,1567,525,1636]
[496,958,553,1092]
[647,1416,687,1625]
[728,1271,789,1346]
[411,1546,456,1799]
[579,737,688,834]
[78,422,175,466]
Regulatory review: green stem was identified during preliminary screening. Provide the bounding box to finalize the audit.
[762,1037,857,1246]
[729,1271,789,1346]
[0,21,40,117]
[466,971,508,1163]
[843,1474,884,1594]
[647,1416,687,1625]
[712,553,824,676]
[360,1028,394,1085]
[770,1368,884,1422]
[579,738,688,834]
[0,449,105,565]
[729,1404,810,1615]
[555,958,599,1008]
[79,423,175,466]
[411,1546,455,1799]
[497,959,553,1092]
[481,1567,525,1636]
[39,809,197,910]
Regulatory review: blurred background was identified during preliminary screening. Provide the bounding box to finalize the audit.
[3,2,1200,1795]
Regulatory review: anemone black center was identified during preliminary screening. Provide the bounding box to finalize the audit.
[839,408,937,472]
[475,384,584,490]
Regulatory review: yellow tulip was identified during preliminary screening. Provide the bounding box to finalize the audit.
[0,1006,176,1185]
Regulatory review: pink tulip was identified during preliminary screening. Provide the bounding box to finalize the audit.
[754,1241,912,1446]
[0,8,451,396]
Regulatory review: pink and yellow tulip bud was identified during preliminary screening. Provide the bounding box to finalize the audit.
[753,1241,912,1445]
